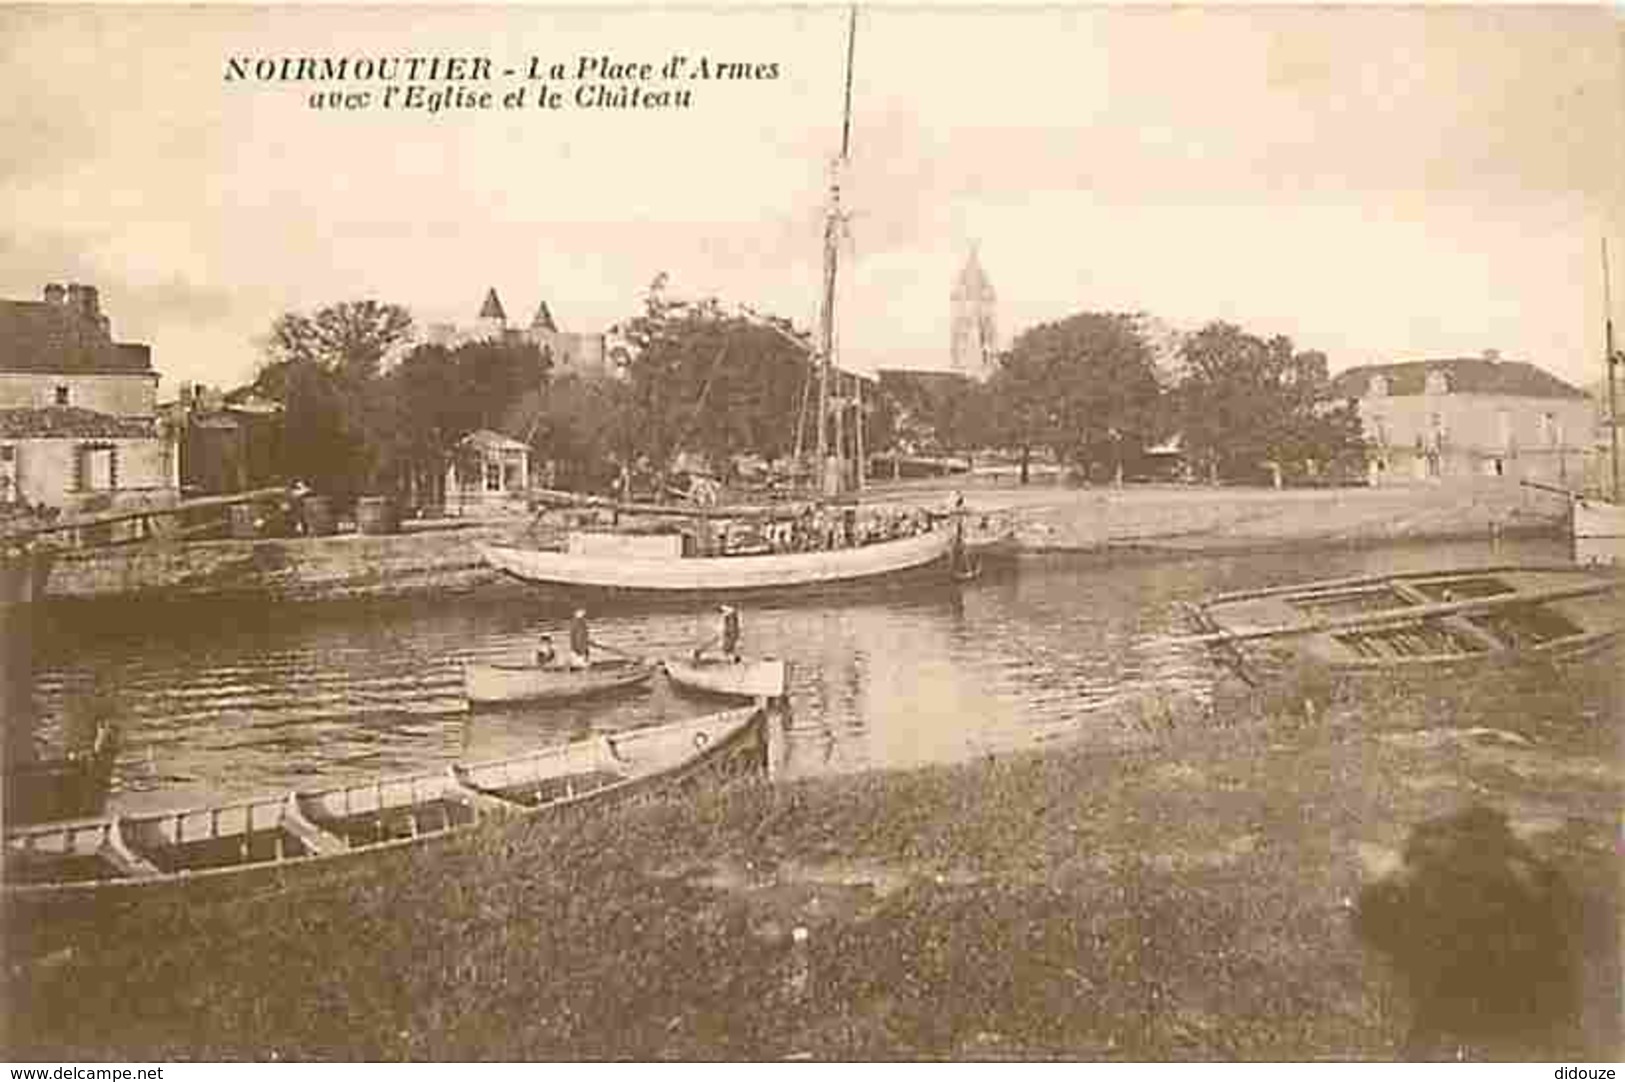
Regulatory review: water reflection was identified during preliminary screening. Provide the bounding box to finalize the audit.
[16,535,1600,814]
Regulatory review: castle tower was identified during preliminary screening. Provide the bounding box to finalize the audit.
[477,287,508,340]
[949,245,997,381]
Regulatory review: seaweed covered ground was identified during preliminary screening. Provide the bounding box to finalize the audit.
[4,652,1619,1061]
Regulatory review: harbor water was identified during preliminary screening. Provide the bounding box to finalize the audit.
[13,535,1617,815]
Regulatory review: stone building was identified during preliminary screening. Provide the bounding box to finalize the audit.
[1329,352,1594,487]
[0,283,177,512]
[425,288,614,380]
[949,246,998,382]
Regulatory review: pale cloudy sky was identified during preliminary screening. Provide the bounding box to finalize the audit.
[2,3,1622,394]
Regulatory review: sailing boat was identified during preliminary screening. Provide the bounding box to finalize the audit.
[480,9,959,597]
[1573,239,1625,567]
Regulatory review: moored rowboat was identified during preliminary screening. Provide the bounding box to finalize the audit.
[1184,564,1619,682]
[5,705,773,899]
[480,524,956,596]
[664,656,788,700]
[463,657,654,706]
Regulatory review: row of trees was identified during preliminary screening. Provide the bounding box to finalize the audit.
[247,291,1366,505]
[893,313,1366,486]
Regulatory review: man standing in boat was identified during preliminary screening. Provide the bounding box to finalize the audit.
[694,604,742,663]
[567,609,591,669]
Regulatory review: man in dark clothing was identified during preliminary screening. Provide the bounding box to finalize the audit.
[567,609,591,669]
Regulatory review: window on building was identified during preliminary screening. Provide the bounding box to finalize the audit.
[1540,412,1559,446]
[484,461,502,492]
[54,384,70,406]
[75,443,118,491]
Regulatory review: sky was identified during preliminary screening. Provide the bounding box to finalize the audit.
[2,3,1623,396]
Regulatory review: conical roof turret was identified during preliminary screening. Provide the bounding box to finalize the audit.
[478,287,507,321]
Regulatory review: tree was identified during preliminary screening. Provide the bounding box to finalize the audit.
[990,312,1165,483]
[267,300,414,383]
[612,283,813,477]
[385,337,552,501]
[1175,323,1364,485]
[505,374,634,492]
[256,300,415,502]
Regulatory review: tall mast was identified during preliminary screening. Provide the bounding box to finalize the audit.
[816,6,857,491]
[1605,239,1621,503]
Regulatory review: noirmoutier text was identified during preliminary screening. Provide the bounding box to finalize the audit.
[223,53,781,113]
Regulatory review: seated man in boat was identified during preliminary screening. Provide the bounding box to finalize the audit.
[567,610,591,669]
[535,635,557,668]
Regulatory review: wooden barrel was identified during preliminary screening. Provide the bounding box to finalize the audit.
[300,495,335,537]
[227,503,260,539]
[355,496,400,535]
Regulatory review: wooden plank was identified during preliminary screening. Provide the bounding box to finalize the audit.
[281,792,347,856]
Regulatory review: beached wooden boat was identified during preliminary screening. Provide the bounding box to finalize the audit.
[5,705,772,899]
[481,524,956,596]
[463,657,654,706]
[664,656,788,700]
[1184,565,1620,682]
[5,724,118,826]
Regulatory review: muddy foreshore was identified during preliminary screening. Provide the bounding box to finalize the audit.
[5,657,1619,1060]
[40,479,1572,604]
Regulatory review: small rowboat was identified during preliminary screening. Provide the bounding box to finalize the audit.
[5,704,773,899]
[1183,564,1619,684]
[664,656,789,700]
[463,657,654,706]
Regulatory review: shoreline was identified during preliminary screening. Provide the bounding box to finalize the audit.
[36,478,1572,604]
[7,656,1618,1060]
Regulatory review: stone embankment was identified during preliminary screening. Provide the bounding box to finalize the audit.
[879,475,1570,553]
[41,478,1571,603]
[47,521,517,603]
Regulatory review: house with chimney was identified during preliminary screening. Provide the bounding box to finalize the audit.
[0,283,177,513]
[1329,351,1594,487]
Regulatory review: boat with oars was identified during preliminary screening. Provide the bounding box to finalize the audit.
[462,656,655,707]
[1181,564,1620,684]
[5,704,774,899]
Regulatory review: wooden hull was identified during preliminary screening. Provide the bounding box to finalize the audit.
[1573,498,1625,568]
[463,658,653,705]
[5,705,771,899]
[481,526,955,595]
[664,657,788,699]
[1189,565,1620,680]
